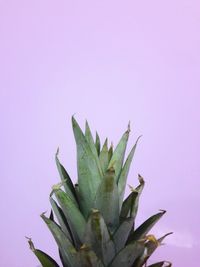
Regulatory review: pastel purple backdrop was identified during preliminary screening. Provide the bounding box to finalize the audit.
[1,1,199,266]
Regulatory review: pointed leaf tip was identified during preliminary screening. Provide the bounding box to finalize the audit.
[71,115,77,126]
[40,211,47,217]
[158,232,173,245]
[26,236,35,251]
[127,121,131,132]
[95,131,101,156]
[85,120,90,132]
[56,147,59,156]
[138,174,145,184]
[159,209,167,214]
[108,126,130,181]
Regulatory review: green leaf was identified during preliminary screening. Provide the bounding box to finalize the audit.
[127,210,166,244]
[109,241,144,267]
[74,183,81,204]
[54,189,86,244]
[99,139,109,174]
[50,197,73,244]
[147,232,173,255]
[95,131,101,156]
[59,248,70,267]
[41,213,79,267]
[120,175,145,226]
[134,233,173,267]
[108,124,130,182]
[55,149,77,205]
[85,120,99,159]
[112,217,134,253]
[83,209,115,265]
[72,116,103,217]
[147,261,172,267]
[118,136,142,209]
[108,143,113,163]
[27,238,60,267]
[158,232,173,244]
[94,167,119,232]
[145,233,173,256]
[120,191,139,221]
[78,244,105,267]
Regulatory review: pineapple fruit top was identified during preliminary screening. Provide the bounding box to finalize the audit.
[27,117,172,267]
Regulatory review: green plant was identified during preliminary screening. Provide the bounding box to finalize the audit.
[27,117,172,267]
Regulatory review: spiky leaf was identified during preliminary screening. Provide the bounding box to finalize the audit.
[85,121,99,159]
[109,241,144,267]
[94,167,119,232]
[27,238,59,267]
[120,191,139,221]
[108,143,113,163]
[118,136,141,208]
[72,116,103,217]
[127,210,166,244]
[113,217,134,253]
[120,175,145,225]
[53,189,86,245]
[41,213,79,267]
[134,233,172,267]
[50,197,73,243]
[99,139,109,174]
[107,125,130,182]
[78,244,104,267]
[55,150,77,205]
[95,131,101,156]
[83,209,115,265]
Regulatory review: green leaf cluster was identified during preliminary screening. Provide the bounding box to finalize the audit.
[28,117,172,267]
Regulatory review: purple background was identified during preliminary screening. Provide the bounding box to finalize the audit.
[1,1,199,266]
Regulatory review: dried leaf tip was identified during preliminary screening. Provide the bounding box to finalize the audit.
[136,135,143,143]
[91,208,99,214]
[52,179,66,192]
[139,235,159,245]
[138,174,145,184]
[160,232,173,239]
[80,244,90,250]
[72,113,76,118]
[128,184,137,192]
[127,121,131,133]
[159,209,167,214]
[40,211,48,219]
[146,235,159,245]
[158,232,173,246]
[26,237,35,251]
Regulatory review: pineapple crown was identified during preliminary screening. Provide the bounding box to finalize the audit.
[27,117,172,267]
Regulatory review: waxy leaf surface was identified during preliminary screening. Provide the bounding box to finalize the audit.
[83,210,115,265]
[72,116,103,217]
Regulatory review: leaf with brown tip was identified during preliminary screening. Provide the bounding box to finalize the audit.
[127,210,166,244]
[27,237,60,267]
